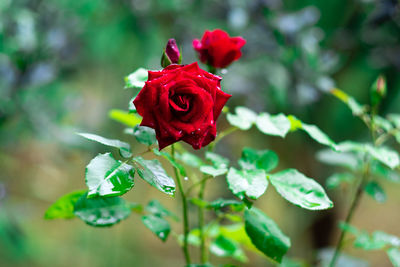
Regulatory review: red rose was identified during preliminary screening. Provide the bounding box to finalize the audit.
[193,29,246,69]
[133,62,231,150]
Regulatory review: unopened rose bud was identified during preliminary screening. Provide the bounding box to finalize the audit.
[371,75,387,107]
[376,75,386,97]
[161,38,181,68]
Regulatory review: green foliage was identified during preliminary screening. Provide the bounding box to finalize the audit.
[301,123,337,150]
[269,169,333,210]
[340,223,400,251]
[44,190,87,219]
[387,248,400,267]
[132,125,157,146]
[210,235,247,262]
[109,109,142,127]
[227,168,268,200]
[238,147,279,172]
[316,149,360,170]
[330,88,366,116]
[388,114,400,129]
[145,199,179,221]
[337,141,400,170]
[125,68,148,89]
[208,199,245,212]
[85,153,135,198]
[364,181,386,203]
[200,152,229,177]
[78,132,132,158]
[371,162,400,184]
[132,157,176,195]
[256,113,291,137]
[244,208,290,263]
[177,151,205,168]
[326,173,355,190]
[153,149,187,177]
[73,193,132,227]
[226,107,257,130]
[141,215,170,242]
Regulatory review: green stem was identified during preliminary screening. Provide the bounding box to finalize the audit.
[207,65,217,75]
[329,160,370,267]
[171,144,191,265]
[198,177,207,264]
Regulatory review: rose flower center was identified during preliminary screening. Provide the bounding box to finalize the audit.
[169,94,192,114]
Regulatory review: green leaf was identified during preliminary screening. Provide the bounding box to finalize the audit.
[387,248,400,267]
[132,157,175,195]
[366,145,400,170]
[145,199,178,221]
[125,68,148,88]
[227,168,268,200]
[238,147,279,172]
[77,132,132,158]
[109,109,142,127]
[256,113,291,138]
[210,235,247,262]
[200,165,228,177]
[371,162,400,183]
[153,149,187,177]
[227,106,257,130]
[316,149,360,170]
[200,152,229,177]
[373,231,400,247]
[278,257,306,267]
[374,116,393,132]
[208,198,245,212]
[365,181,386,203]
[337,142,400,170]
[340,223,400,251]
[177,152,204,168]
[330,88,366,116]
[132,125,157,146]
[44,190,86,219]
[141,214,170,241]
[85,153,135,198]
[205,152,229,168]
[190,198,209,208]
[269,169,333,210]
[287,115,303,132]
[129,96,136,113]
[388,114,400,129]
[244,208,291,263]
[326,173,355,189]
[301,123,337,150]
[73,193,131,227]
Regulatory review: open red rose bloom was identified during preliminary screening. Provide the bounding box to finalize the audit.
[193,29,246,69]
[133,62,231,150]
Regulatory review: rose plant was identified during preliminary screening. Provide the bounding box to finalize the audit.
[44,30,350,266]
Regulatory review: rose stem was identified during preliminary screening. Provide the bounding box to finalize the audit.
[207,65,217,74]
[198,127,239,263]
[329,159,370,267]
[330,114,378,267]
[171,144,191,265]
[198,174,208,264]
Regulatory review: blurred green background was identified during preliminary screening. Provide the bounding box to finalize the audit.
[1,0,400,266]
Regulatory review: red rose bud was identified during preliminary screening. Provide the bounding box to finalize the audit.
[133,62,231,150]
[161,38,181,68]
[193,29,246,69]
[371,75,387,107]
